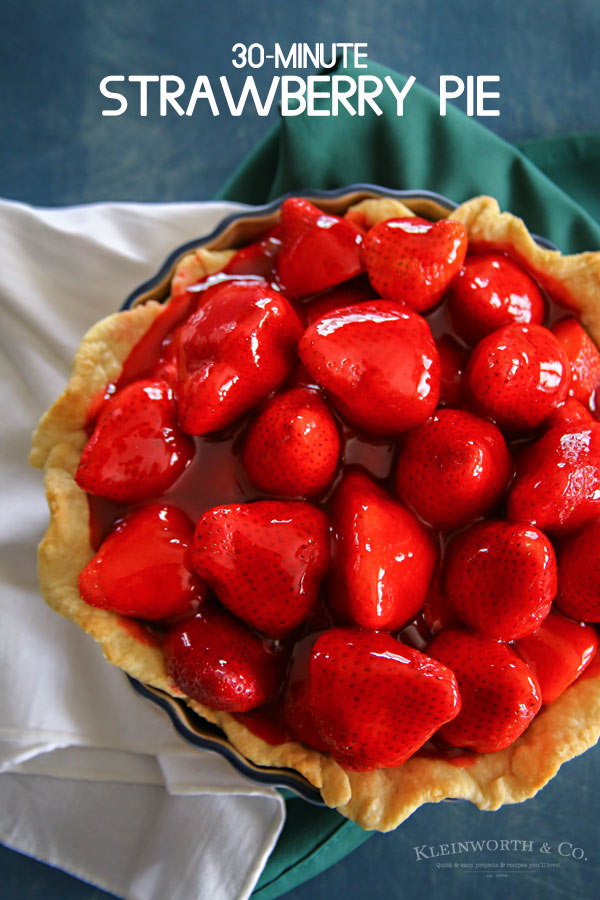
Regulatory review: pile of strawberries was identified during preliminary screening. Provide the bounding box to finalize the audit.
[75,198,600,772]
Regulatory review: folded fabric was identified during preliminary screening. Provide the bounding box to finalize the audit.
[0,197,285,900]
[218,59,600,255]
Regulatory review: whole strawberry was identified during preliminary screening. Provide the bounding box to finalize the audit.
[551,317,600,409]
[241,387,340,499]
[444,520,556,640]
[507,421,600,533]
[362,216,467,312]
[162,604,285,711]
[555,519,600,621]
[177,279,303,435]
[330,469,437,631]
[75,379,195,503]
[79,504,205,621]
[192,500,330,638]
[395,409,512,531]
[447,253,545,345]
[466,323,571,431]
[427,630,541,752]
[276,198,363,299]
[515,612,598,704]
[284,628,460,770]
[298,300,440,435]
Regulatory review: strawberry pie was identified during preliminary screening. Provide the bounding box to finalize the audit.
[31,191,600,831]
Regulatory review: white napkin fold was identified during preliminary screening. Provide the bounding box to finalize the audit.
[0,197,286,900]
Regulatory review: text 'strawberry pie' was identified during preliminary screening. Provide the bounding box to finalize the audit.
[31,189,600,832]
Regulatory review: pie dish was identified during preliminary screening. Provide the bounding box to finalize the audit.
[30,186,600,832]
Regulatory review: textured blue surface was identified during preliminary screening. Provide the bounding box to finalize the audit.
[1,0,600,206]
[3,2,600,899]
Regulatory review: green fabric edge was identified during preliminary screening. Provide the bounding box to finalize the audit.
[253,800,369,898]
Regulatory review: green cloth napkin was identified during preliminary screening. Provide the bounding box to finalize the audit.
[219,60,600,253]
[217,60,600,900]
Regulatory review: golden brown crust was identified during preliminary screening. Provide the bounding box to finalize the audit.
[31,193,600,832]
[170,247,236,301]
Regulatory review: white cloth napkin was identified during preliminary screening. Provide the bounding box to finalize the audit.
[0,197,286,900]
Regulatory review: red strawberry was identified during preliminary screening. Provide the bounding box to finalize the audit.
[427,630,541,753]
[224,225,281,279]
[302,275,378,326]
[191,500,330,638]
[75,379,195,503]
[176,279,302,435]
[79,504,205,621]
[241,387,340,499]
[447,253,545,345]
[515,612,598,704]
[276,198,363,299]
[285,628,460,770]
[466,323,571,431]
[298,300,440,435]
[362,216,468,313]
[547,398,593,429]
[422,567,461,635]
[283,634,331,752]
[147,331,180,388]
[435,333,467,407]
[162,604,285,711]
[395,409,512,531]
[551,317,600,409]
[555,519,600,621]
[507,421,600,533]
[444,520,556,640]
[330,469,437,631]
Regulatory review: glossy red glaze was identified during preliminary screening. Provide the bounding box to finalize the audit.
[421,568,461,636]
[555,519,600,621]
[299,300,441,435]
[224,225,282,279]
[76,379,195,504]
[177,279,303,435]
[79,504,205,620]
[507,421,600,533]
[515,612,598,704]
[77,210,600,765]
[435,333,467,407]
[447,252,546,345]
[329,469,437,631]
[301,275,378,326]
[552,316,600,409]
[233,697,293,746]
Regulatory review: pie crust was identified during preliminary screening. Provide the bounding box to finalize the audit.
[31,193,600,832]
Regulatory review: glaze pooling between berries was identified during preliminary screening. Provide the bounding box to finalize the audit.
[31,192,600,833]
